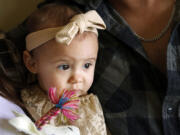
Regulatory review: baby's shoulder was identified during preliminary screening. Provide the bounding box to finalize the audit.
[78,93,102,113]
[79,93,100,104]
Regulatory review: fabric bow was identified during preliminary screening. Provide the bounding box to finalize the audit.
[55,10,106,45]
[26,10,106,51]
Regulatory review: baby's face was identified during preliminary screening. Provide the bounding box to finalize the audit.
[27,32,98,96]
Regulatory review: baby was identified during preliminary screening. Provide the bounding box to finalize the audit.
[19,2,107,135]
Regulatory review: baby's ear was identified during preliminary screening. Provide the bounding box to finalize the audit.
[23,50,38,74]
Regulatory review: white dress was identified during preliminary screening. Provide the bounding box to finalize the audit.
[0,96,25,135]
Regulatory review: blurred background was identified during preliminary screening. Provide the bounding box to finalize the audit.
[0,0,44,32]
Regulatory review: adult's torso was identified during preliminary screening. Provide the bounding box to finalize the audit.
[69,0,180,134]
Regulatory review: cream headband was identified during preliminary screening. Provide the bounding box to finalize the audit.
[26,10,106,51]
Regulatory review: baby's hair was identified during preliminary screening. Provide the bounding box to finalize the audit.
[26,3,81,33]
[26,2,82,57]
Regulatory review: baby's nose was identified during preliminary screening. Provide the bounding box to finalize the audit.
[68,74,83,84]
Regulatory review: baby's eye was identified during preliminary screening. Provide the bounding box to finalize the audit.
[83,63,92,69]
[57,64,70,70]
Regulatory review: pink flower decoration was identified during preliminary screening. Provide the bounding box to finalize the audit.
[35,87,80,130]
[49,87,80,120]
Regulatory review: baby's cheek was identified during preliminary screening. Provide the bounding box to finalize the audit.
[87,75,94,89]
[50,77,64,90]
[40,77,57,92]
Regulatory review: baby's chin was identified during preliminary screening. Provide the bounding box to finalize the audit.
[78,91,88,97]
[66,89,87,97]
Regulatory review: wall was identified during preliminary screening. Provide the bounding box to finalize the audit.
[0,0,44,32]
